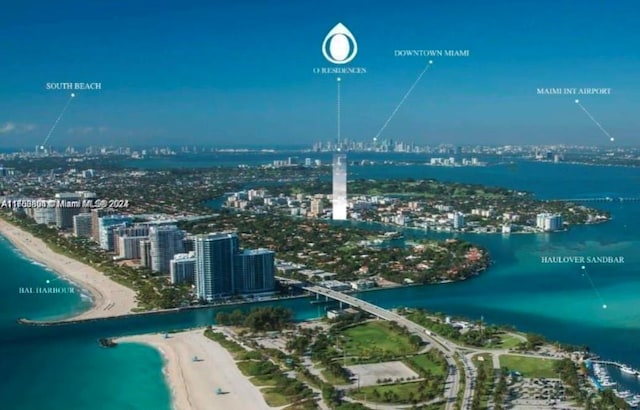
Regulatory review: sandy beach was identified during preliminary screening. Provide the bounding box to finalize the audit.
[117,329,271,410]
[0,218,137,321]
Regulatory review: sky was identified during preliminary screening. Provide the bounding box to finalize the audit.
[0,0,639,148]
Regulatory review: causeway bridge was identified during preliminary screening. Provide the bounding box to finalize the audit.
[551,197,640,203]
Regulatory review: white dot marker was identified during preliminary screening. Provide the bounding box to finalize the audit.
[40,145,45,149]
[71,93,75,98]
[46,279,50,284]
[602,304,607,309]
[337,77,341,82]
[575,99,580,104]
[428,60,433,64]
[610,137,615,142]
[581,265,586,270]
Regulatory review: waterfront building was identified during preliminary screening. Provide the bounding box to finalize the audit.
[332,153,347,220]
[98,215,133,250]
[194,233,239,302]
[54,192,82,229]
[452,211,465,229]
[536,213,563,232]
[32,206,56,225]
[139,239,152,268]
[234,249,275,294]
[170,252,196,285]
[113,225,150,258]
[182,237,195,253]
[149,225,185,274]
[72,213,92,238]
[91,208,115,242]
[118,235,148,260]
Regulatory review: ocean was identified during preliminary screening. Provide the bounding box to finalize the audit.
[1,155,639,409]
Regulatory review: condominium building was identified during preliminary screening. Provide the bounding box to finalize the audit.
[536,213,563,232]
[170,252,196,285]
[234,248,275,294]
[149,225,185,274]
[73,213,93,238]
[194,232,239,302]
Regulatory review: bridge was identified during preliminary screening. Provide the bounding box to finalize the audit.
[551,197,640,203]
[303,285,472,409]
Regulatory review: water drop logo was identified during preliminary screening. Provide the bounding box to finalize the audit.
[322,23,358,65]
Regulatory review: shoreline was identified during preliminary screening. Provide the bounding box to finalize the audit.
[0,217,137,321]
[116,329,270,410]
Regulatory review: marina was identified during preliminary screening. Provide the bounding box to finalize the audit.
[589,361,640,408]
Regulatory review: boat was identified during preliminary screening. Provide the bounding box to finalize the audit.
[620,365,637,375]
[601,380,616,388]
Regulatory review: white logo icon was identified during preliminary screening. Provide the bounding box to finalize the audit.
[322,23,358,65]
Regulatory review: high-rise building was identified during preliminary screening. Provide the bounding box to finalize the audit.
[98,215,133,250]
[536,213,563,232]
[113,225,150,258]
[332,153,347,220]
[194,233,239,302]
[182,237,195,253]
[234,249,275,294]
[33,206,56,225]
[170,252,196,285]
[91,208,115,242]
[139,239,152,268]
[452,211,465,229]
[311,198,324,216]
[117,235,147,260]
[54,192,82,229]
[73,213,93,238]
[149,225,185,274]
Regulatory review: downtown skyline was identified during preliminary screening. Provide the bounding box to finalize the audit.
[1,0,639,147]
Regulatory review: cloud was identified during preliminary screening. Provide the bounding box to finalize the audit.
[67,126,108,135]
[0,122,37,135]
[0,122,16,134]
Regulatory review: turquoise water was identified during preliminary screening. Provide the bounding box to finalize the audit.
[1,159,639,408]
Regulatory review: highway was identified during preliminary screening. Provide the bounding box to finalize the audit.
[304,285,473,410]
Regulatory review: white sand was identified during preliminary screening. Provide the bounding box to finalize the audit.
[117,329,272,410]
[0,218,137,321]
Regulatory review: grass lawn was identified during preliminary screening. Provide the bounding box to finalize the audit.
[236,360,279,377]
[406,354,446,376]
[250,374,279,386]
[350,381,438,404]
[284,399,319,410]
[341,321,418,359]
[497,333,524,349]
[471,353,493,368]
[262,388,292,407]
[321,369,351,385]
[499,355,558,378]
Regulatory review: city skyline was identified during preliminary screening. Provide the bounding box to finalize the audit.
[0,1,638,147]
